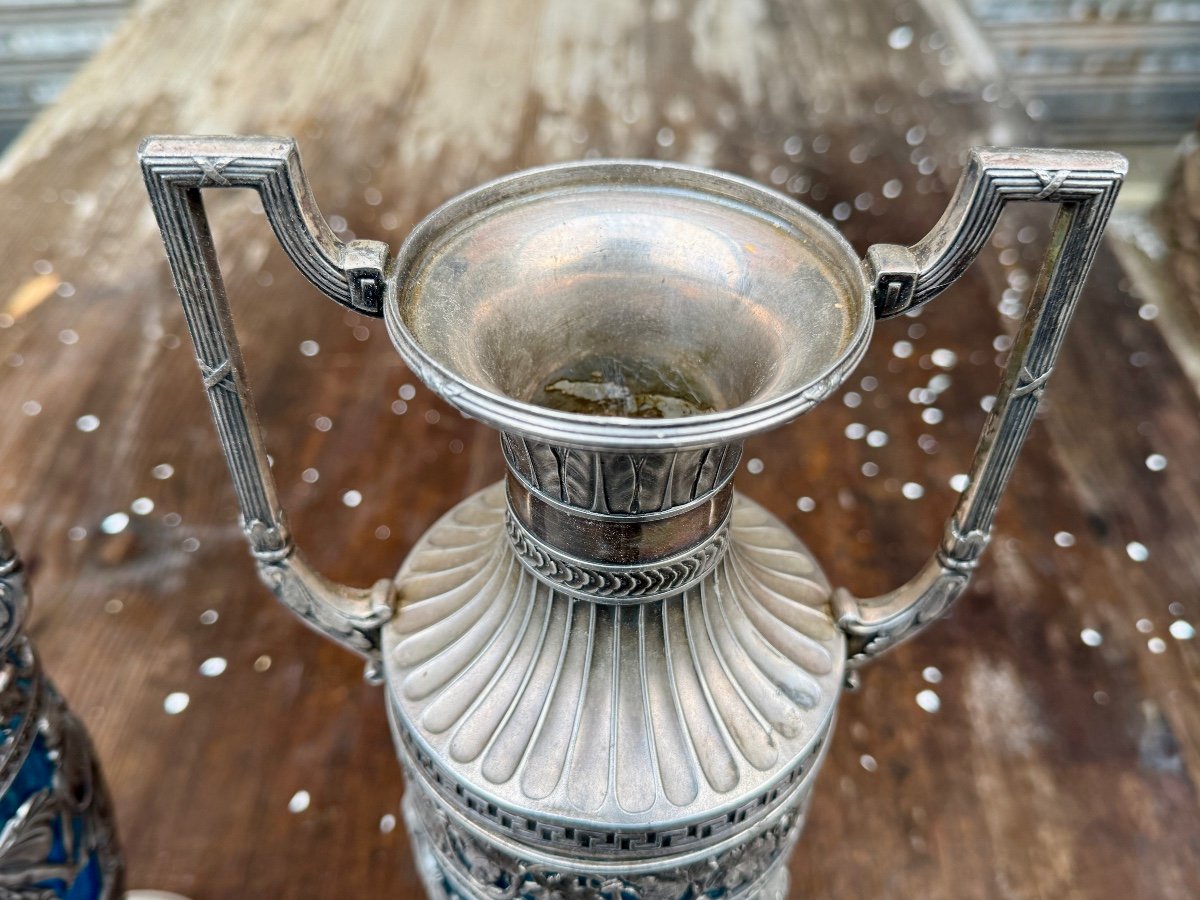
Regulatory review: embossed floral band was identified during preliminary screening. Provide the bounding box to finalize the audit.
[141,137,1124,898]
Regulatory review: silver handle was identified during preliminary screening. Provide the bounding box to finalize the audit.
[836,147,1127,667]
[140,135,394,670]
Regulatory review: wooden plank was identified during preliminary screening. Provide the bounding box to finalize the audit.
[0,0,1195,896]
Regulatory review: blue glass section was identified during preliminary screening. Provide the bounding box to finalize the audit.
[66,853,103,900]
[0,730,106,899]
[0,731,54,819]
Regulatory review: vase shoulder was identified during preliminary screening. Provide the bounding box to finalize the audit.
[383,482,844,855]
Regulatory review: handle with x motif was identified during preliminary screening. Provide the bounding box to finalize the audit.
[140,135,394,669]
[837,147,1127,666]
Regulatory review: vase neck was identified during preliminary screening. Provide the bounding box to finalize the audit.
[500,436,741,603]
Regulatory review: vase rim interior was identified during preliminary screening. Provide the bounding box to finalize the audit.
[383,158,873,451]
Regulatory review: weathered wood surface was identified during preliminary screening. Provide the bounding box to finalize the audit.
[0,0,1196,897]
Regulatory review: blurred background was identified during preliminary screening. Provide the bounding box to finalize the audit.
[8,0,1200,197]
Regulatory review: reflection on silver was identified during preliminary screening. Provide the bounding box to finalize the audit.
[142,136,1123,897]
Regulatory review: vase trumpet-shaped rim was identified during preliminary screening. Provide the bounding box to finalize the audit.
[384,159,872,451]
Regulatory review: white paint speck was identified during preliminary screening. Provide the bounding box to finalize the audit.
[1138,304,1159,321]
[380,813,397,833]
[301,468,319,484]
[100,512,129,535]
[152,463,174,480]
[901,482,924,500]
[746,458,764,474]
[949,473,970,491]
[131,497,154,515]
[888,25,914,49]
[930,349,957,369]
[1126,541,1149,562]
[922,666,942,684]
[76,414,99,432]
[343,490,363,508]
[300,340,320,357]
[391,400,407,415]
[866,430,889,448]
[915,689,941,713]
[288,790,311,813]
[164,692,190,715]
[21,400,41,416]
[796,496,816,513]
[1145,454,1167,472]
[67,526,86,542]
[832,202,852,221]
[892,340,913,359]
[254,655,272,672]
[199,609,218,625]
[859,754,878,772]
[843,391,862,408]
[313,416,333,432]
[1147,637,1167,654]
[921,408,943,425]
[1080,628,1103,647]
[399,384,417,400]
[1054,531,1075,548]
[656,126,675,148]
[980,395,996,412]
[861,462,879,477]
[882,178,903,199]
[1169,620,1195,640]
[104,598,124,615]
[845,423,867,440]
[1136,618,1154,634]
[375,525,391,540]
[200,657,227,677]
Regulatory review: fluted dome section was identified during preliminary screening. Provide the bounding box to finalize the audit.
[383,483,843,833]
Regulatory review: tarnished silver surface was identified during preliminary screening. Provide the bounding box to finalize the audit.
[141,135,1122,897]
[385,485,840,846]
[384,160,874,452]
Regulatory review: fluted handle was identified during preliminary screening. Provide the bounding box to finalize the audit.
[836,147,1127,667]
[140,135,394,668]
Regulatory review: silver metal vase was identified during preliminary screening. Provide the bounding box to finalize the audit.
[140,137,1124,898]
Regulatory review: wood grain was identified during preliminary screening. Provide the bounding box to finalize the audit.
[0,0,1195,897]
